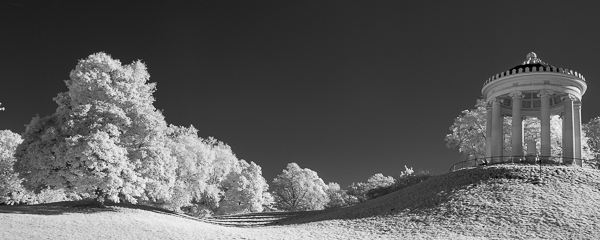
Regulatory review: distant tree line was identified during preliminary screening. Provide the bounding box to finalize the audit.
[0,53,432,216]
[268,163,434,211]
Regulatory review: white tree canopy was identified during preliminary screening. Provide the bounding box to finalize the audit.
[166,125,269,215]
[583,117,600,156]
[218,160,269,215]
[271,162,329,211]
[15,53,176,203]
[0,130,23,203]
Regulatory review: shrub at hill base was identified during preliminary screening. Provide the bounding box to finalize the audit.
[346,166,433,203]
[347,173,395,203]
[324,182,350,209]
[378,169,434,198]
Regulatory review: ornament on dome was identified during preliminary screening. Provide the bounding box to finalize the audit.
[523,52,542,64]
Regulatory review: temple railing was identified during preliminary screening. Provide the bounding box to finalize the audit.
[448,155,600,172]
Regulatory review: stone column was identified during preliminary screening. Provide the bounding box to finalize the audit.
[510,91,523,158]
[539,90,553,160]
[562,95,575,164]
[485,102,493,159]
[574,101,582,162]
[491,99,503,163]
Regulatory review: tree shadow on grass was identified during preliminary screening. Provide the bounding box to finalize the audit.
[0,200,236,225]
[0,200,117,215]
[0,200,176,216]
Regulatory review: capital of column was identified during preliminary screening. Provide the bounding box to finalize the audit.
[485,99,494,108]
[491,98,501,106]
[485,100,494,109]
[486,99,500,109]
[538,89,554,98]
[509,91,523,99]
[561,94,577,102]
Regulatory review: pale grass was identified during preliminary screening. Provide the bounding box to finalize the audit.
[271,164,600,239]
[3,164,600,239]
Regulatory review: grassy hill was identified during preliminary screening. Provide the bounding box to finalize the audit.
[3,164,600,239]
[272,164,600,239]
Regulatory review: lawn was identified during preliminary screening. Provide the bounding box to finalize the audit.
[3,164,600,239]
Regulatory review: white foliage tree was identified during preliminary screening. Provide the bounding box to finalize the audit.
[201,138,241,214]
[347,173,395,202]
[0,130,24,203]
[261,191,275,211]
[445,99,488,157]
[15,52,176,203]
[366,173,395,189]
[324,182,350,209]
[218,160,269,215]
[166,125,212,211]
[166,125,269,215]
[271,163,329,211]
[346,182,368,203]
[583,117,600,156]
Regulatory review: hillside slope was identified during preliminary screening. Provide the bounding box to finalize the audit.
[1,203,380,240]
[275,164,600,239]
[3,165,600,239]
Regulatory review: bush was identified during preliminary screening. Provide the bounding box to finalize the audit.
[1,188,79,205]
[366,170,435,200]
[180,204,213,218]
[34,188,75,204]
[365,186,392,200]
[389,170,434,193]
[1,191,33,205]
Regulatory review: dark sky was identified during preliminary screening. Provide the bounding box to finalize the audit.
[2,0,600,187]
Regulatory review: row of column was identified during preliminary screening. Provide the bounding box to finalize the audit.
[485,90,582,164]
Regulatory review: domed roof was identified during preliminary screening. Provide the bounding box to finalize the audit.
[482,52,587,103]
[508,52,554,72]
[482,52,586,87]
